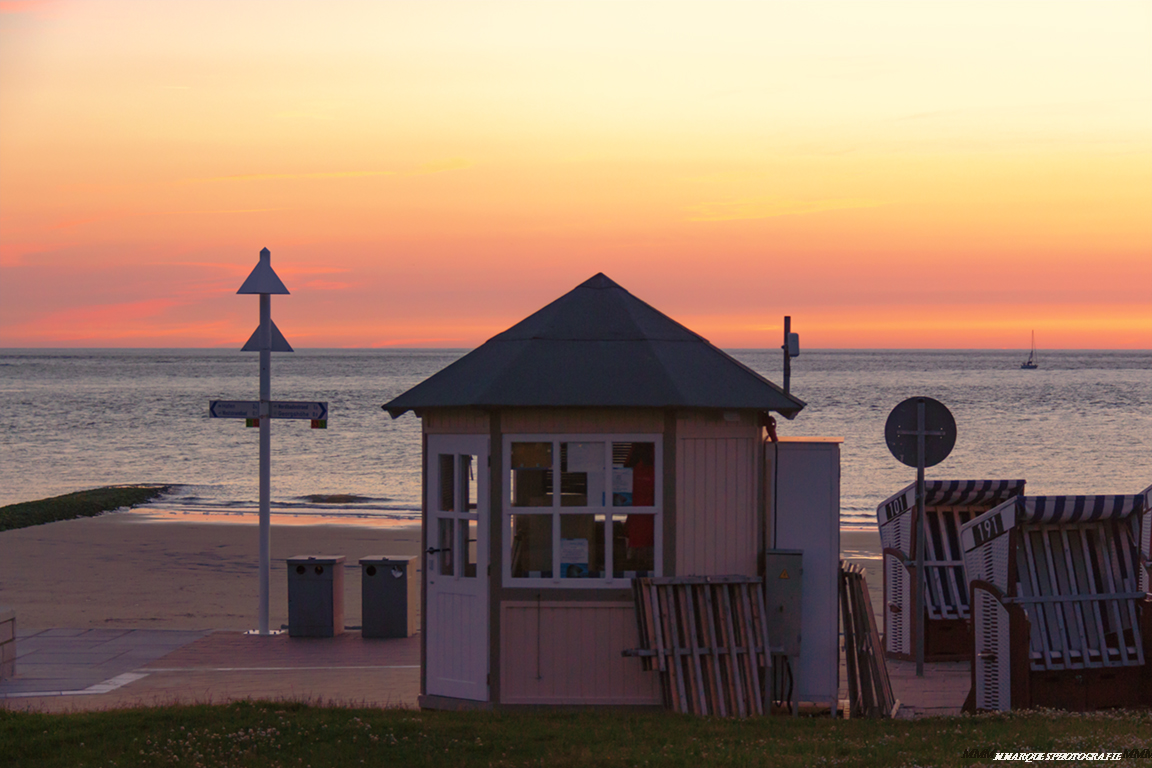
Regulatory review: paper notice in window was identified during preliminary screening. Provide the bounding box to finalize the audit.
[560,537,588,564]
[613,467,633,506]
[566,442,603,472]
[560,538,589,577]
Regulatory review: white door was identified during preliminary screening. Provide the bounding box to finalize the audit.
[426,435,489,701]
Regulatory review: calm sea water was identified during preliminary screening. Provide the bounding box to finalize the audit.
[1,349,1149,529]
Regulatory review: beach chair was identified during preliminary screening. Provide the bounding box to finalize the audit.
[961,491,1152,712]
[877,480,1025,660]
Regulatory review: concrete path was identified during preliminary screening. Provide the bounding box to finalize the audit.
[4,627,966,716]
[1,628,420,712]
[887,659,970,718]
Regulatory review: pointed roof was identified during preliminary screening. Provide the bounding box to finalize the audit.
[382,273,805,418]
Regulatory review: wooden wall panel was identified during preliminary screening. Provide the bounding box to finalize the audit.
[676,410,761,439]
[499,601,661,705]
[424,409,491,434]
[675,436,759,577]
[502,409,664,435]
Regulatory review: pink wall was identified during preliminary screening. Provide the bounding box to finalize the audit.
[500,601,662,705]
[676,412,760,576]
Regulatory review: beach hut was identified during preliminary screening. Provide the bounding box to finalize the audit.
[383,273,842,712]
[877,480,1025,660]
[961,489,1152,712]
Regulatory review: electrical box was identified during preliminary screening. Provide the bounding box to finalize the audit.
[768,438,841,712]
[360,555,419,638]
[763,549,803,658]
[287,555,345,638]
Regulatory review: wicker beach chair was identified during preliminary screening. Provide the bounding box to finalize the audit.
[877,480,1025,661]
[962,489,1152,712]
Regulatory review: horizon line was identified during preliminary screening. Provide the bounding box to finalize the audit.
[2,346,1149,353]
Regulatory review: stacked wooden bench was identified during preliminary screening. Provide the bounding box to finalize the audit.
[961,489,1152,712]
[625,577,775,716]
[877,479,1025,660]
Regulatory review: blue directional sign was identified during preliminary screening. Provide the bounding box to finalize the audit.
[269,401,327,420]
[210,400,260,419]
[209,400,327,420]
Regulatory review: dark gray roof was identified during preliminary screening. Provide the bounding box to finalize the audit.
[382,273,805,418]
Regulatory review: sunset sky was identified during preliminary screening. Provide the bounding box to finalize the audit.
[1,1,1149,349]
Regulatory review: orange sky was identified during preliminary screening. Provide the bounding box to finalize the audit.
[1,1,1149,349]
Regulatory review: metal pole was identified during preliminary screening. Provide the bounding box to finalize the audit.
[783,315,792,395]
[258,292,271,636]
[915,398,926,677]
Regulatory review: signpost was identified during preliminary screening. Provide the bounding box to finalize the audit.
[209,248,328,635]
[210,400,328,423]
[884,396,956,677]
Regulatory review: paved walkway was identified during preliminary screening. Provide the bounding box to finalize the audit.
[887,659,970,718]
[1,628,420,712]
[4,628,968,716]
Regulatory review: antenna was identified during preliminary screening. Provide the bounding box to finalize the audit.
[782,316,799,395]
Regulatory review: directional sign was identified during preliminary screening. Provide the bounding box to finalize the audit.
[210,400,260,419]
[270,401,327,420]
[209,400,327,420]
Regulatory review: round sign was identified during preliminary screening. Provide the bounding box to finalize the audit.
[884,397,956,468]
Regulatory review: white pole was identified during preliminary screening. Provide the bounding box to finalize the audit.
[258,289,272,635]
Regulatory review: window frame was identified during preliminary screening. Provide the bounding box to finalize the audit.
[503,432,663,588]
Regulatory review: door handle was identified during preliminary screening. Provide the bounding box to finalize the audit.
[426,547,451,555]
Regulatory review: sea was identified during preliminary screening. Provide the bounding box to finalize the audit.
[1,349,1149,531]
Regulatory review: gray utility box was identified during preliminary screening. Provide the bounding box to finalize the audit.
[360,556,418,638]
[287,556,345,638]
[763,549,803,657]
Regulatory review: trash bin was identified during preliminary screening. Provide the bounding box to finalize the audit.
[360,556,418,638]
[287,555,345,637]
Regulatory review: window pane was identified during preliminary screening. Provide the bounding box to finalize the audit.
[460,518,477,578]
[510,442,553,507]
[560,514,605,578]
[612,442,656,507]
[561,442,604,507]
[438,454,455,511]
[462,454,478,511]
[438,518,454,576]
[614,513,656,577]
[510,514,552,578]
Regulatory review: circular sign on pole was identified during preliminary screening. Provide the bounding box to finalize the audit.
[884,396,957,468]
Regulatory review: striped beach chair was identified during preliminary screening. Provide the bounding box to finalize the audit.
[878,480,1025,660]
[962,489,1152,712]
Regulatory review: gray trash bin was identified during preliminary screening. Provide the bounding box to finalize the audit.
[360,556,418,638]
[287,555,345,637]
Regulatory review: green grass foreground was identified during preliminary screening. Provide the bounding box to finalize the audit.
[2,703,1151,768]
[0,486,169,532]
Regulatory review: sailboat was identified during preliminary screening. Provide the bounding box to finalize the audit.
[1021,331,1038,369]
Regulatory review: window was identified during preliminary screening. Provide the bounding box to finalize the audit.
[506,434,661,585]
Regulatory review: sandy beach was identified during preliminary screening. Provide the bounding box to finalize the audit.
[0,510,891,714]
[0,509,881,631]
[0,509,423,631]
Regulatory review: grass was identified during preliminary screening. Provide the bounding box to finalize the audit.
[0,486,169,532]
[1,703,1151,768]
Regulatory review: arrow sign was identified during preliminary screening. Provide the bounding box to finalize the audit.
[209,400,327,420]
[210,400,260,419]
[270,401,327,420]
